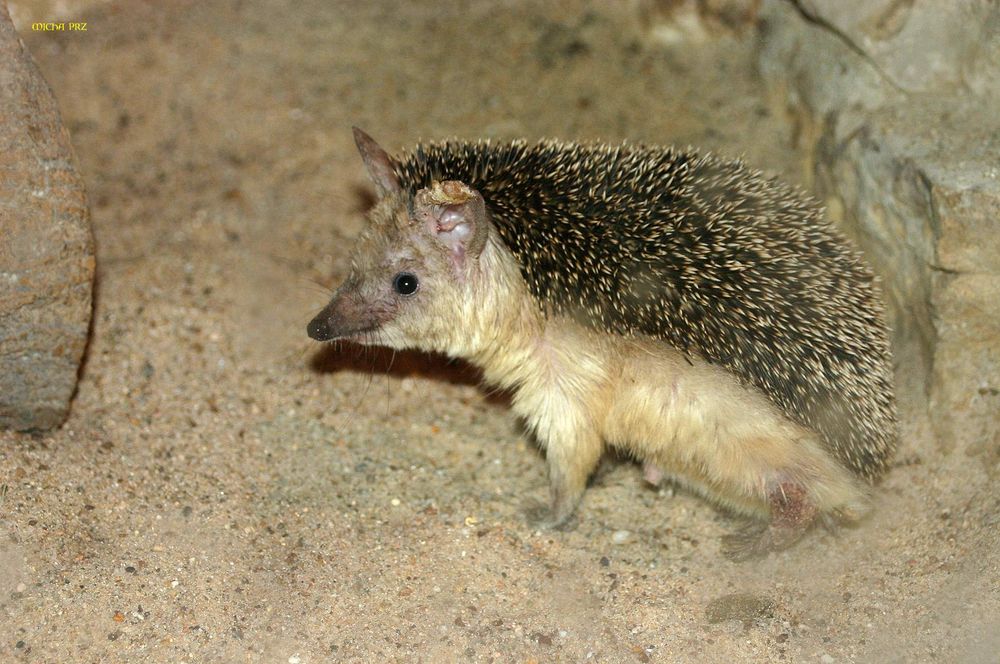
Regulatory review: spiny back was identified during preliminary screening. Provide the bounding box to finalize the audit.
[393,139,898,480]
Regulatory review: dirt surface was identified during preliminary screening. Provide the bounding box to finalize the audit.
[2,1,998,662]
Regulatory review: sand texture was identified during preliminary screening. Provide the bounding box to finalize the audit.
[1,1,997,662]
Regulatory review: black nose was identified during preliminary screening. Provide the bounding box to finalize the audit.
[307,314,331,341]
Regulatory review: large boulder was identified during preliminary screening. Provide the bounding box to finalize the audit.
[757,0,1000,460]
[0,3,94,431]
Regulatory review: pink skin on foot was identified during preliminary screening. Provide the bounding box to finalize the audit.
[723,478,820,560]
[643,462,664,487]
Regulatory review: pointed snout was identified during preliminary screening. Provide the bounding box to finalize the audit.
[306,312,335,341]
[306,299,357,342]
[306,286,388,342]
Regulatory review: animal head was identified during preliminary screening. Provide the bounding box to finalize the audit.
[306,128,492,353]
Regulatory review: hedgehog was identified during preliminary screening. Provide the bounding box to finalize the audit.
[307,127,898,558]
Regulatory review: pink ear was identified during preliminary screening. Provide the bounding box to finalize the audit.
[352,127,401,197]
[413,181,489,262]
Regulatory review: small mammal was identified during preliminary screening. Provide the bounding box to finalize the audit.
[307,128,897,558]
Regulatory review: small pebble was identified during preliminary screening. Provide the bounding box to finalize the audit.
[390,498,400,506]
[611,530,631,544]
[820,654,835,664]
[288,656,302,664]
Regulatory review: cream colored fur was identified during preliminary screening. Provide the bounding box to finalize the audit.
[454,234,866,521]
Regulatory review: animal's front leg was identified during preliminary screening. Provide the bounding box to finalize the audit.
[526,426,603,529]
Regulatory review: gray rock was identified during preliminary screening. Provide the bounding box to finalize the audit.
[0,4,94,431]
[756,0,1000,458]
[790,0,1000,94]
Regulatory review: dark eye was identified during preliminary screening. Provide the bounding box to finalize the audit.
[393,272,419,296]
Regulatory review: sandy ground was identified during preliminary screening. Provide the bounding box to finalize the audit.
[1,1,998,662]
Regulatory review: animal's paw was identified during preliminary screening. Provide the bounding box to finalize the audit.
[523,500,577,532]
[721,520,809,562]
[724,478,824,561]
[721,522,774,562]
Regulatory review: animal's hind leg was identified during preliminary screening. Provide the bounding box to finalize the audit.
[723,479,818,561]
